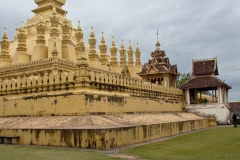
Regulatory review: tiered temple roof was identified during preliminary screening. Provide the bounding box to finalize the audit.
[138,34,178,87]
[138,37,178,76]
[181,58,231,90]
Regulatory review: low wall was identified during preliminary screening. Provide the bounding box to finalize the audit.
[0,113,209,149]
[186,103,231,124]
[0,91,184,117]
[0,120,208,149]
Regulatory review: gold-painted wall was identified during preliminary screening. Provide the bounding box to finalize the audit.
[0,91,184,117]
[0,119,208,149]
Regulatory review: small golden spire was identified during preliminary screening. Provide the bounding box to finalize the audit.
[52,37,58,59]
[121,39,124,48]
[136,42,139,50]
[21,20,25,28]
[111,36,116,47]
[155,29,160,51]
[2,26,8,39]
[129,40,132,49]
[101,32,105,43]
[77,20,82,31]
[90,26,94,37]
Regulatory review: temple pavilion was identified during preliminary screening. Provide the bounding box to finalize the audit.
[138,35,179,88]
[181,57,231,105]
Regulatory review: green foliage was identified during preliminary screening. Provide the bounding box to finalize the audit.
[122,127,240,160]
[177,72,192,88]
[203,98,208,104]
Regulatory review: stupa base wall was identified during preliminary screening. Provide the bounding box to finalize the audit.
[0,113,209,149]
[0,91,184,117]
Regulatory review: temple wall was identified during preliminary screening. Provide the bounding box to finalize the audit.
[0,64,185,117]
[0,91,184,117]
[0,119,208,149]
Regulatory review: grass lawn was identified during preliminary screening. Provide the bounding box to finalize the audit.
[0,145,120,160]
[121,127,240,160]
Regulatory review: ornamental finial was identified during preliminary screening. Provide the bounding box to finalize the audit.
[101,32,105,43]
[2,26,8,39]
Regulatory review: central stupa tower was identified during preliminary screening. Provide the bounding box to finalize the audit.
[27,0,68,26]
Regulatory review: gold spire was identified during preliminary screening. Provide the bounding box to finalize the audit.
[111,36,116,47]
[49,5,60,37]
[61,14,71,46]
[110,36,118,68]
[155,29,160,51]
[90,26,95,37]
[101,32,105,43]
[128,40,132,49]
[135,42,142,67]
[21,20,25,28]
[2,27,8,39]
[99,32,108,66]
[121,39,124,48]
[75,20,84,57]
[119,39,126,68]
[52,38,58,59]
[36,12,46,44]
[77,20,82,31]
[136,42,139,50]
[0,26,11,66]
[88,26,98,63]
[127,40,134,67]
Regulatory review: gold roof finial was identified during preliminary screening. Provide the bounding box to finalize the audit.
[129,40,132,49]
[2,26,8,39]
[155,29,160,51]
[121,39,124,48]
[90,26,95,37]
[101,32,105,43]
[111,36,116,47]
[77,20,82,31]
[136,42,139,50]
[21,20,25,28]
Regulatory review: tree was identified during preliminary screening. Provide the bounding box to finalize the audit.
[177,72,192,88]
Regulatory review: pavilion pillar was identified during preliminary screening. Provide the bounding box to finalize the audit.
[214,90,218,103]
[185,89,190,105]
[218,86,223,103]
[212,90,214,103]
[194,89,198,104]
[222,87,226,103]
[226,89,229,103]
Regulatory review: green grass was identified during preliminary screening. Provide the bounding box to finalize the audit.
[0,145,120,160]
[121,127,240,160]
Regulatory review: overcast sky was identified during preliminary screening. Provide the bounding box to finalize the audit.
[0,0,239,101]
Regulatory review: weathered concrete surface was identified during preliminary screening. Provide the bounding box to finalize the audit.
[187,103,231,124]
[0,113,208,149]
[0,113,204,129]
